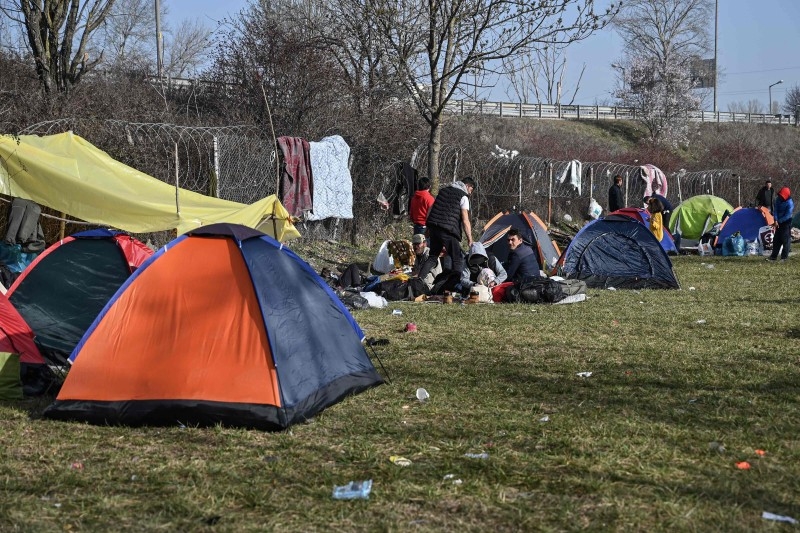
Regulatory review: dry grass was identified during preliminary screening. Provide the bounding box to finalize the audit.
[1,254,799,532]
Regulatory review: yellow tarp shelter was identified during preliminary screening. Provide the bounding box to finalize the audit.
[0,132,300,241]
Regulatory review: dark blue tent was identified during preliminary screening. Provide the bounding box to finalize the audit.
[557,218,680,289]
[714,207,773,246]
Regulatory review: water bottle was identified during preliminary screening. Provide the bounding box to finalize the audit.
[332,479,373,500]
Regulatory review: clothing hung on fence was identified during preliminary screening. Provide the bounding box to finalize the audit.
[557,160,582,195]
[306,135,353,221]
[4,198,45,253]
[390,162,417,216]
[640,164,668,198]
[277,136,314,218]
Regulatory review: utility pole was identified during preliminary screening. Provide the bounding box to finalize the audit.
[713,0,718,112]
[155,0,163,77]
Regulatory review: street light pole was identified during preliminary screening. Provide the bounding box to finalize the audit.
[611,63,626,88]
[769,80,783,114]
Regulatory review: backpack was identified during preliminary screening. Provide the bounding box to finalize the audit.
[430,271,461,295]
[379,279,411,301]
[508,276,565,304]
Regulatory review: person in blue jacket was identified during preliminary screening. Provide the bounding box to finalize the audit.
[504,228,541,282]
[769,186,794,261]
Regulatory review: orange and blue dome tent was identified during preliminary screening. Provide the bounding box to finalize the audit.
[44,224,383,430]
[7,229,153,366]
[481,211,561,272]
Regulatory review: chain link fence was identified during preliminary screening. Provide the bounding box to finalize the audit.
[409,143,800,229]
[5,119,799,249]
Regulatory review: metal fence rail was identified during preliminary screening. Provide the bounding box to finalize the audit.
[445,100,799,126]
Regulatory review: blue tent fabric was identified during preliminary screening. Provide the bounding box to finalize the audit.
[715,208,771,245]
[560,219,679,289]
[607,209,678,254]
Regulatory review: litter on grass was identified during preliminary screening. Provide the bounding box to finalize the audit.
[755,449,766,456]
[415,388,429,402]
[708,441,725,453]
[539,415,550,423]
[696,319,706,324]
[762,512,798,524]
[464,453,489,459]
[735,461,751,470]
[576,372,593,378]
[392,309,403,316]
[389,456,412,467]
[332,480,373,500]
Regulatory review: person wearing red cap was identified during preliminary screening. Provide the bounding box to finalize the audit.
[769,186,794,261]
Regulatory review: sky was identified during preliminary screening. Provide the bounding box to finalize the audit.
[168,0,800,113]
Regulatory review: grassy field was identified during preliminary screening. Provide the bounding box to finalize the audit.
[1,254,799,532]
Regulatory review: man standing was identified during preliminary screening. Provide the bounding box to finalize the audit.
[756,179,775,212]
[409,177,435,236]
[505,228,540,282]
[608,175,624,213]
[769,187,794,261]
[417,177,475,280]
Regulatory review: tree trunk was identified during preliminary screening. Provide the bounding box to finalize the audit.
[427,113,442,193]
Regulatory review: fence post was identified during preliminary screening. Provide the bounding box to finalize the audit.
[212,135,221,198]
[519,101,523,118]
[174,142,181,216]
[596,106,599,120]
[795,105,799,126]
[710,174,714,196]
[547,163,553,225]
[736,173,741,206]
[614,106,617,119]
[460,100,464,115]
[518,163,523,208]
[538,104,542,119]
[577,105,581,120]
[624,171,629,207]
[677,173,683,204]
[499,101,503,117]
[589,167,594,203]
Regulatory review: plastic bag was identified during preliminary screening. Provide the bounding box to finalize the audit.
[759,225,774,250]
[746,240,760,256]
[372,240,393,274]
[697,242,713,256]
[587,198,602,220]
[721,233,745,256]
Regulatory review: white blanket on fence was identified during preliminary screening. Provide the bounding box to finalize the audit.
[307,135,353,220]
[557,159,582,195]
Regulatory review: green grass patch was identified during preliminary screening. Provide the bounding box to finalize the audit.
[2,255,799,531]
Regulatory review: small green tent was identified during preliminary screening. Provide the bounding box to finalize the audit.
[670,195,735,240]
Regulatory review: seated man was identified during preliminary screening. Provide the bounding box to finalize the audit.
[411,233,441,290]
[504,228,541,282]
[460,241,507,294]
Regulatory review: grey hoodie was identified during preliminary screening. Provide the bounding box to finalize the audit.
[460,242,507,289]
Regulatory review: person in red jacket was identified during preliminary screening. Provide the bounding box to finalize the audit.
[409,177,435,236]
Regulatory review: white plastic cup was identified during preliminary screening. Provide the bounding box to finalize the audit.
[415,388,429,402]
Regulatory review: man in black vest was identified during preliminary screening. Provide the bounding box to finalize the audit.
[756,179,775,212]
[608,175,624,213]
[417,176,476,281]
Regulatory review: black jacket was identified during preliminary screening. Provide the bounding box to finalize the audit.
[756,187,775,211]
[426,182,468,238]
[608,184,624,213]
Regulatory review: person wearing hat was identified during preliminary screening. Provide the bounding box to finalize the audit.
[416,176,476,281]
[411,233,441,289]
[768,186,794,261]
[756,179,775,212]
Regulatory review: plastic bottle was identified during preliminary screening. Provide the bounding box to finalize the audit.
[332,479,373,500]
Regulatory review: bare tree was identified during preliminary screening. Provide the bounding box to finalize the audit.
[727,99,764,114]
[367,0,618,190]
[783,84,800,116]
[614,0,713,68]
[504,45,586,105]
[1,0,117,94]
[163,18,209,77]
[98,0,158,70]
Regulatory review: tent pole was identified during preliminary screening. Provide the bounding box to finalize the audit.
[624,171,629,207]
[588,167,594,205]
[174,142,180,216]
[547,163,553,225]
[59,213,66,240]
[736,174,741,206]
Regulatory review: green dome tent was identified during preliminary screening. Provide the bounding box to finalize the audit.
[670,195,735,240]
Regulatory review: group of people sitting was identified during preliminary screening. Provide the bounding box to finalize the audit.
[320,175,575,305]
